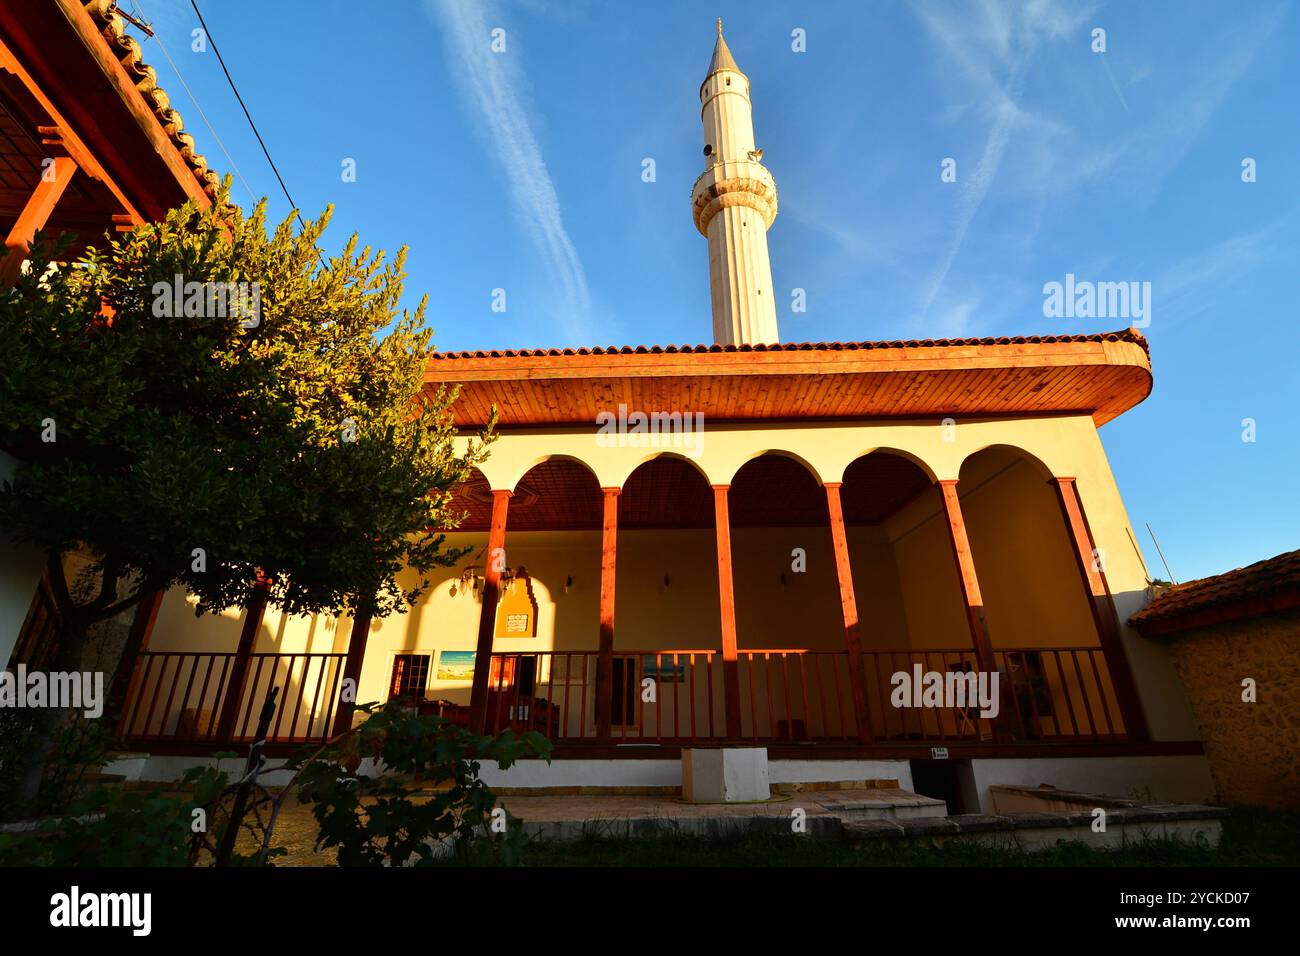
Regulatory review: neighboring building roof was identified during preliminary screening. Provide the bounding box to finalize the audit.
[1129,549,1300,637]
[426,328,1153,428]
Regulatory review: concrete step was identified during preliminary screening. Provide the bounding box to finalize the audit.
[813,788,948,820]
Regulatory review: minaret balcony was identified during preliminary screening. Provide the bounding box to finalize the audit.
[690,159,778,236]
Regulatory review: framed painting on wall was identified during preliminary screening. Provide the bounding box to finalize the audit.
[436,650,476,682]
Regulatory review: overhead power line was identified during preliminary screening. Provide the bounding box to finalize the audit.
[131,0,259,209]
[188,0,312,237]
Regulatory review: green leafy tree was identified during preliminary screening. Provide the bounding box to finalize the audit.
[0,183,492,804]
[289,701,551,866]
[0,765,232,867]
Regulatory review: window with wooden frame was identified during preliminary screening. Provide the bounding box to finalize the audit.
[388,654,430,701]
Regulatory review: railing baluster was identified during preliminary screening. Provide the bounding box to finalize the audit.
[319,655,344,741]
[304,654,327,741]
[705,653,715,738]
[578,653,588,740]
[123,653,157,738]
[192,654,219,741]
[205,656,231,739]
[236,655,268,742]
[139,653,170,738]
[284,655,309,741]
[269,655,294,741]
[1052,650,1082,737]
[510,655,524,735]
[173,655,201,738]
[654,653,662,743]
[688,653,698,740]
[812,655,829,740]
[761,652,773,741]
[1070,649,1099,738]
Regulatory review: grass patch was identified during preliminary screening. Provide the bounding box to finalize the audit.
[468,807,1300,867]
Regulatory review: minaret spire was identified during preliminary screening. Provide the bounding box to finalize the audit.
[691,21,780,346]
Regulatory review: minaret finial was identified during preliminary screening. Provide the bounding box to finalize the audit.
[717,17,723,37]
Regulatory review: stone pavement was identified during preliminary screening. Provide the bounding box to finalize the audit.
[247,787,945,865]
[242,789,1227,865]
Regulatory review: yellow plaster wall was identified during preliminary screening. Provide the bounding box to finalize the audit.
[133,413,1200,741]
[958,450,1098,649]
[883,485,970,649]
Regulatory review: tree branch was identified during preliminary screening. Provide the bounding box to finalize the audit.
[92,583,159,623]
[88,555,124,613]
[45,552,76,620]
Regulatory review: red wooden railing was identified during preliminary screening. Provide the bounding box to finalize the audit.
[483,646,1125,744]
[482,650,727,743]
[117,650,347,745]
[114,644,1125,749]
[858,647,1126,743]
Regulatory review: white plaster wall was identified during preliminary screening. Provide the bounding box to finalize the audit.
[0,450,45,669]
[968,755,1217,812]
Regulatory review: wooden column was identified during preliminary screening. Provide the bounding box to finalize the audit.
[711,484,743,738]
[937,480,996,672]
[108,588,164,730]
[1051,477,1149,740]
[0,156,77,286]
[331,600,375,737]
[823,483,872,742]
[468,489,511,734]
[215,576,270,744]
[596,487,620,741]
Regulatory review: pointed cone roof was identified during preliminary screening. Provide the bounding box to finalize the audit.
[706,18,742,76]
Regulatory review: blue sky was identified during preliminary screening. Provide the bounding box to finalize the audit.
[130,0,1298,582]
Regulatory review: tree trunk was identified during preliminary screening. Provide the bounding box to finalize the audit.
[13,611,91,805]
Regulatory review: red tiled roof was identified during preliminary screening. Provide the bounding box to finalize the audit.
[430,329,1150,361]
[1129,549,1300,636]
[84,0,220,201]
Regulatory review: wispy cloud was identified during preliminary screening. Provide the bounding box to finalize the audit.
[1155,219,1288,326]
[912,0,1094,320]
[426,0,592,340]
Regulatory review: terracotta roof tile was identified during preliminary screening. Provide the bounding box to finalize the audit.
[84,0,220,201]
[1129,549,1300,634]
[430,329,1149,361]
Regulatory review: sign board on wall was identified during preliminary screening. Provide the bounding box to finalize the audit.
[494,568,538,639]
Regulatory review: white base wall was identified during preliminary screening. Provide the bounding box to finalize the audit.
[109,752,1211,810]
[480,757,914,790]
[966,755,1216,812]
[111,753,915,790]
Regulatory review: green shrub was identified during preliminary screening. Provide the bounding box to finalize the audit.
[0,765,229,867]
[290,701,551,866]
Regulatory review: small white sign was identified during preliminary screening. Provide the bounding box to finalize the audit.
[930,747,949,760]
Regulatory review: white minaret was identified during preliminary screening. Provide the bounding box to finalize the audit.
[691,19,780,346]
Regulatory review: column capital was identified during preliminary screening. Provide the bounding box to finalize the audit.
[1049,475,1077,484]
[822,481,843,490]
[600,486,622,496]
[490,488,514,498]
[937,477,960,487]
[710,483,731,492]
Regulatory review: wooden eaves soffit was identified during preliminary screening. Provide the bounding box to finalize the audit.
[424,330,1153,429]
[0,0,218,283]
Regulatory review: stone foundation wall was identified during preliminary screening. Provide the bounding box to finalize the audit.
[1162,608,1300,809]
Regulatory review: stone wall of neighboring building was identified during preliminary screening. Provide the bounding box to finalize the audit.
[1159,607,1300,809]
